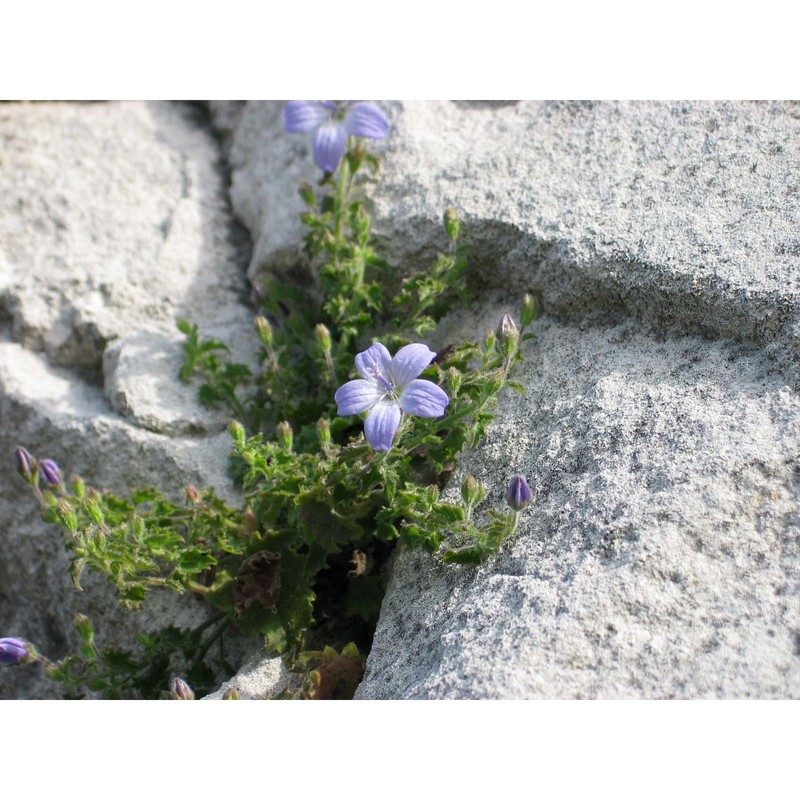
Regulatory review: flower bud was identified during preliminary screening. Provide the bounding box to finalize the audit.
[185,484,201,504]
[276,420,293,451]
[505,475,533,511]
[298,182,315,207]
[497,314,520,357]
[228,419,246,445]
[39,459,62,486]
[461,475,487,509]
[70,474,86,497]
[83,498,105,525]
[520,294,538,328]
[317,418,331,450]
[254,316,273,347]
[0,637,36,666]
[222,686,241,700]
[446,367,462,396]
[57,498,78,532]
[14,447,35,481]
[443,208,461,242]
[315,323,332,353]
[483,328,496,353]
[169,676,195,700]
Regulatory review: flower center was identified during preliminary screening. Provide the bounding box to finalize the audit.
[372,368,396,397]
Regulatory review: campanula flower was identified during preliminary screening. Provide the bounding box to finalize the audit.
[39,459,61,486]
[335,343,449,451]
[0,637,35,665]
[283,101,389,173]
[505,475,532,511]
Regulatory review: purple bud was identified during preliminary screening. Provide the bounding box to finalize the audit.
[505,474,532,511]
[39,459,62,486]
[0,637,35,666]
[169,676,195,700]
[14,447,35,480]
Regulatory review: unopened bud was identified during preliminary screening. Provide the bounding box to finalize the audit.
[505,475,533,511]
[498,314,520,357]
[446,367,462,396]
[277,420,293,450]
[0,637,37,666]
[228,419,246,445]
[169,676,195,700]
[443,208,461,242]
[317,418,331,450]
[520,294,538,328]
[39,459,62,486]
[222,686,241,700]
[74,614,94,644]
[483,328,496,353]
[83,498,104,525]
[255,316,273,347]
[14,447,35,482]
[298,182,315,207]
[315,323,332,353]
[461,475,487,509]
[70,475,86,498]
[185,484,201,504]
[57,498,78,532]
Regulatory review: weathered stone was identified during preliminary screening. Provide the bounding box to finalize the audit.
[211,100,800,699]
[0,101,256,699]
[357,298,800,698]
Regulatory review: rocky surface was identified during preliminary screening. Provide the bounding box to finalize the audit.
[0,101,257,698]
[213,100,800,698]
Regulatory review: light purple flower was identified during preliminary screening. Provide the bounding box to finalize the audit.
[335,343,449,451]
[283,101,389,173]
[0,637,34,666]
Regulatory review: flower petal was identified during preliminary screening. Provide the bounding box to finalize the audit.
[399,379,449,418]
[364,399,401,451]
[344,102,390,139]
[282,101,332,133]
[387,343,436,389]
[355,342,393,381]
[312,121,348,173]
[334,379,384,416]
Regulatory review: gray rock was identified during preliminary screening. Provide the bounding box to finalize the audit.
[357,299,800,698]
[207,100,800,698]
[0,101,256,698]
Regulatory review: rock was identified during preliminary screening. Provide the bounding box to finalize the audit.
[357,298,800,698]
[202,651,297,700]
[0,101,256,699]
[211,100,800,699]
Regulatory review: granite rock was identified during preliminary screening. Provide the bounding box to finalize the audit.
[0,101,256,698]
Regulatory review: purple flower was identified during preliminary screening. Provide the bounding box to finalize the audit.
[39,459,61,486]
[0,637,34,666]
[283,101,389,173]
[505,475,532,511]
[335,343,449,451]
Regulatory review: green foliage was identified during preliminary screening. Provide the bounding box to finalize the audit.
[45,613,233,699]
[20,129,539,699]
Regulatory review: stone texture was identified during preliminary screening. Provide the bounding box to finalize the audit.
[357,299,800,698]
[0,101,257,698]
[210,100,800,698]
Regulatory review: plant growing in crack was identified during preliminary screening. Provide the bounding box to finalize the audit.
[7,101,537,699]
